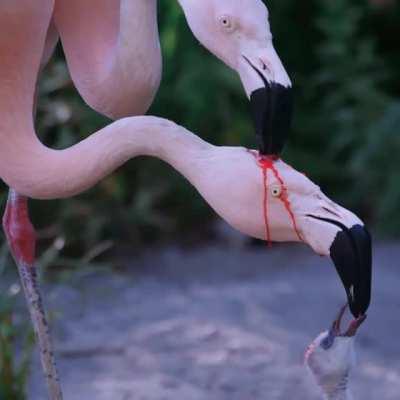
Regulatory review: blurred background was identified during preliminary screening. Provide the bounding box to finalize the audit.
[0,0,399,399]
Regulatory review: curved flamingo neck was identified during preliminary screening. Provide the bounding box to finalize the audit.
[54,0,162,118]
[0,1,212,199]
[0,116,212,200]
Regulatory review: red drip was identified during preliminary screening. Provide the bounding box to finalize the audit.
[268,163,303,242]
[248,150,303,246]
[261,166,272,247]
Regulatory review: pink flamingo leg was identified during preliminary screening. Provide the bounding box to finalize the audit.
[3,189,63,400]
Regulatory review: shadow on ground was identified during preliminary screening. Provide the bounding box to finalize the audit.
[29,225,400,400]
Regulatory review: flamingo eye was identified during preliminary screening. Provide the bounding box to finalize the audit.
[218,15,235,32]
[271,185,282,197]
[321,335,335,350]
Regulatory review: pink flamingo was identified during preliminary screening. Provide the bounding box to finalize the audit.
[0,1,371,399]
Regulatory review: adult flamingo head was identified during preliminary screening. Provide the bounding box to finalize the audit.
[177,0,292,155]
[262,159,372,319]
[200,149,371,318]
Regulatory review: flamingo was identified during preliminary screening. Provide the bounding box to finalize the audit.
[305,305,367,400]
[0,0,371,399]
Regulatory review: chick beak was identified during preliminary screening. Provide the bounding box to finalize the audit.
[329,303,348,337]
[343,314,367,337]
[331,303,367,337]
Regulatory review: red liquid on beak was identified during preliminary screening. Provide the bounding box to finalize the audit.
[248,151,303,247]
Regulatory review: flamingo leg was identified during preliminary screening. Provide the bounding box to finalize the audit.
[2,189,63,400]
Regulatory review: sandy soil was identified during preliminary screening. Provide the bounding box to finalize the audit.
[28,228,400,400]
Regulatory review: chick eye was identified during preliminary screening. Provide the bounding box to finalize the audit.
[218,15,235,32]
[321,335,334,350]
[270,185,282,197]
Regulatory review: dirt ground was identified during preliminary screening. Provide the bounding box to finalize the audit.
[28,226,400,400]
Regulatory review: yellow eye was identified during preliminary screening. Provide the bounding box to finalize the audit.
[218,15,235,32]
[271,185,282,198]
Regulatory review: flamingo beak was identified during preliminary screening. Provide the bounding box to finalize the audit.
[238,46,293,156]
[305,214,372,319]
[329,304,348,337]
[329,225,372,318]
[322,304,367,349]
[330,305,368,338]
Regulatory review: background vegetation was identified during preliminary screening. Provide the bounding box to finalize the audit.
[0,0,399,396]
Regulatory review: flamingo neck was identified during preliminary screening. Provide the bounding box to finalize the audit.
[54,0,162,118]
[0,1,211,199]
[0,117,212,200]
[320,374,353,400]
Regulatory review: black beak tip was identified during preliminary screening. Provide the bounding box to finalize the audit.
[249,84,293,156]
[330,225,372,318]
